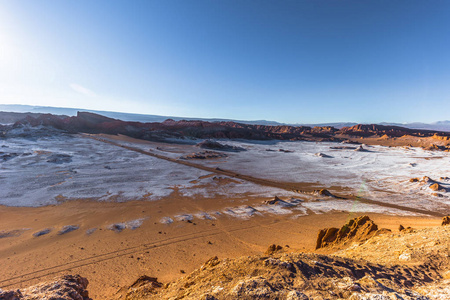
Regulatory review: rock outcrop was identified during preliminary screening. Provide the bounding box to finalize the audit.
[195,140,246,151]
[315,215,379,250]
[0,275,91,300]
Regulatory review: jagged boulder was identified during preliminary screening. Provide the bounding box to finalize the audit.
[315,215,379,250]
[0,275,91,300]
[442,216,450,226]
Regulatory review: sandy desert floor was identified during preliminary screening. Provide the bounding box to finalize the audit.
[0,198,442,299]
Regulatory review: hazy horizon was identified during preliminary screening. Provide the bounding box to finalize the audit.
[1,1,449,124]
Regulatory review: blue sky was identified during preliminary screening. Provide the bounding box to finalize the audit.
[0,1,449,123]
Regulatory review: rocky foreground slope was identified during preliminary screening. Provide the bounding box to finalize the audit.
[0,275,91,300]
[115,216,449,300]
[2,217,449,300]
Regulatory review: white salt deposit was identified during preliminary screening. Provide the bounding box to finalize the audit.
[2,134,450,216]
[86,228,97,235]
[125,218,146,229]
[160,217,174,224]
[107,218,147,232]
[194,212,217,220]
[108,223,126,233]
[174,214,194,222]
[254,204,293,215]
[0,136,209,206]
[58,225,80,235]
[222,205,261,219]
[33,228,52,237]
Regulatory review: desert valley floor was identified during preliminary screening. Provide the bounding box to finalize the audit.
[0,132,448,299]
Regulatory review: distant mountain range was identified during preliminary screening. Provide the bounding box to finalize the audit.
[1,104,450,132]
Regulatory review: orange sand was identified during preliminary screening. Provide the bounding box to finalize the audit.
[0,195,441,299]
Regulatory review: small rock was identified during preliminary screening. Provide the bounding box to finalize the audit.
[429,183,443,191]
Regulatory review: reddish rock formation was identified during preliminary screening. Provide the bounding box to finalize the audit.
[8,111,450,144]
[339,124,450,138]
[442,216,450,226]
[315,215,379,249]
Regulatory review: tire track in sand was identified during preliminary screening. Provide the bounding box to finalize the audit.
[0,219,291,288]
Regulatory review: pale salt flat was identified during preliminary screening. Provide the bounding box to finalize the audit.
[0,135,297,207]
[189,140,450,213]
[2,134,450,216]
